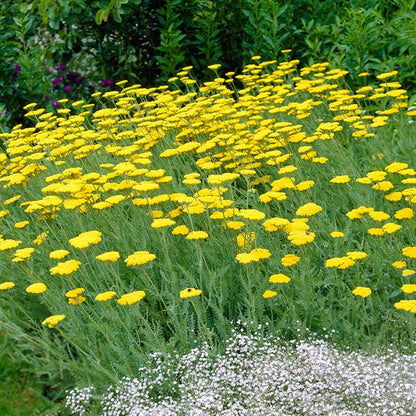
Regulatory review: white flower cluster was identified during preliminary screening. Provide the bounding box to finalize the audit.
[65,386,96,416]
[65,329,416,415]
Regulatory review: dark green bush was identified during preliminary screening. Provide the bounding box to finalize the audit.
[1,0,416,130]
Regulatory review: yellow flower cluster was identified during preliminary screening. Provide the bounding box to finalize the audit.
[0,55,415,334]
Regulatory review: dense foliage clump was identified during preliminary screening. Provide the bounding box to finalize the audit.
[0,59,415,404]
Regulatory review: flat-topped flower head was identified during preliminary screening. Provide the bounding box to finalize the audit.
[96,251,120,262]
[49,249,70,260]
[186,231,208,240]
[392,261,406,269]
[65,288,85,298]
[50,259,81,275]
[172,225,190,235]
[326,256,355,269]
[269,274,291,284]
[352,287,372,298]
[124,251,156,266]
[151,218,176,228]
[330,175,350,184]
[42,314,66,328]
[402,246,416,258]
[69,230,102,249]
[26,283,47,294]
[95,291,117,301]
[394,300,416,313]
[180,288,202,299]
[401,284,416,294]
[0,282,15,291]
[395,208,414,219]
[238,209,266,221]
[295,203,322,217]
[117,290,145,305]
[262,290,277,298]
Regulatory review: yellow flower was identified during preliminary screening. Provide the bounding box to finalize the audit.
[151,218,176,228]
[65,288,85,298]
[367,171,387,181]
[69,230,102,249]
[49,249,70,260]
[222,221,245,230]
[402,246,416,258]
[287,231,315,246]
[68,296,86,305]
[172,225,190,235]
[283,220,309,234]
[368,227,384,236]
[12,247,35,262]
[236,248,271,264]
[186,231,208,240]
[96,251,120,262]
[117,290,146,305]
[262,290,277,299]
[392,261,406,269]
[269,274,291,284]
[281,254,300,267]
[330,231,344,238]
[95,291,117,301]
[382,222,401,234]
[394,208,414,219]
[385,192,402,202]
[352,287,372,298]
[124,251,156,266]
[401,284,416,294]
[325,257,355,269]
[50,259,82,275]
[238,209,266,221]
[369,211,390,222]
[180,288,202,299]
[372,181,394,192]
[251,248,271,260]
[330,175,350,184]
[263,217,290,232]
[402,269,416,277]
[295,203,322,217]
[346,251,367,260]
[26,283,47,294]
[42,314,66,328]
[0,282,15,290]
[385,162,408,173]
[394,300,416,313]
[14,221,30,229]
[0,239,22,251]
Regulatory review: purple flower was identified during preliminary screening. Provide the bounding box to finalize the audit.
[75,76,84,84]
[67,71,78,81]
[45,94,51,100]
[13,65,21,74]
[63,86,72,91]
[52,76,64,86]
[4,110,9,116]
[47,68,54,74]
[51,101,60,108]
[55,63,67,71]
[99,79,114,87]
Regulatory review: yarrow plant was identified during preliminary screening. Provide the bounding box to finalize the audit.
[0,55,415,389]
[65,327,416,416]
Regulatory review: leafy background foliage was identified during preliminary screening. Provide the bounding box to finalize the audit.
[2,0,416,129]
